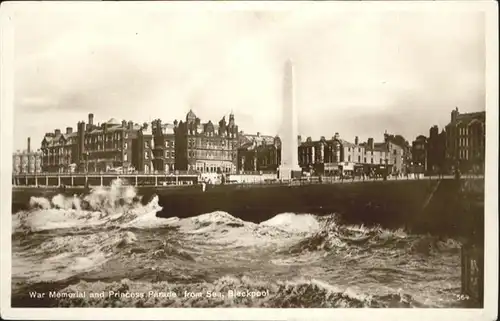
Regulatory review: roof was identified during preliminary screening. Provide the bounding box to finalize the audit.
[360,142,388,152]
[338,139,356,148]
[106,118,122,125]
[373,143,389,152]
[449,111,485,127]
[240,133,275,146]
[88,123,141,134]
[161,123,175,135]
[186,109,197,120]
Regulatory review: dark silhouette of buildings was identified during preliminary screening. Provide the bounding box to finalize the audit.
[411,135,427,173]
[427,125,447,174]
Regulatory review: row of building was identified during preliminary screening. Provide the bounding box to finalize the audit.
[13,107,485,176]
[411,107,486,175]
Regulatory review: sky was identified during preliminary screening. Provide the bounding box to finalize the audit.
[9,2,486,151]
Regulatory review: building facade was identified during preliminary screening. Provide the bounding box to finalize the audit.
[427,125,447,174]
[411,135,427,173]
[445,108,486,173]
[135,123,154,173]
[40,127,78,173]
[13,138,42,174]
[76,115,142,173]
[299,134,367,174]
[40,113,144,173]
[151,119,176,173]
[174,110,239,173]
[382,133,410,174]
[296,133,406,176]
[237,133,281,173]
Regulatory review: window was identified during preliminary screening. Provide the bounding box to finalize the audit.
[371,158,373,164]
[358,156,361,163]
[124,153,128,161]
[348,155,351,162]
[144,152,148,159]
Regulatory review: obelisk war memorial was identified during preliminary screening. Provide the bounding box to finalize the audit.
[278,59,302,180]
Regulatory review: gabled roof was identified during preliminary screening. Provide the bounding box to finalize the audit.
[338,139,356,148]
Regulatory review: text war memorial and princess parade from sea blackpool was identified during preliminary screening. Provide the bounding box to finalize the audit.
[1,2,496,318]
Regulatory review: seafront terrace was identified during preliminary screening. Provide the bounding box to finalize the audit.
[11,171,483,189]
[12,172,199,187]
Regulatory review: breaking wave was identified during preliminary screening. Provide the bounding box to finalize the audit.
[13,179,167,233]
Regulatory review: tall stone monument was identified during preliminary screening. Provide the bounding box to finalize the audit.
[278,59,301,180]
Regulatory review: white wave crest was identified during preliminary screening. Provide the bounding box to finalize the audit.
[260,213,322,234]
[28,197,51,210]
[169,211,320,247]
[14,179,168,232]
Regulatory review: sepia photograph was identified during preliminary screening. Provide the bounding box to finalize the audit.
[0,1,497,320]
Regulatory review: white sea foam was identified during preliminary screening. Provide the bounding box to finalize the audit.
[168,211,320,248]
[260,212,321,234]
[28,196,51,210]
[13,179,168,233]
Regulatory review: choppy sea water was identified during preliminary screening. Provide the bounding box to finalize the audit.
[11,179,476,308]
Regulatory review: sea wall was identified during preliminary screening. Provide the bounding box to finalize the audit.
[11,178,484,240]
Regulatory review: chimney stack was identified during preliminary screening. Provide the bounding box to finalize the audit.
[27,137,31,153]
[368,138,374,149]
[355,136,359,145]
[451,107,459,123]
[88,113,94,126]
[122,120,127,128]
[55,129,61,136]
[66,127,73,134]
